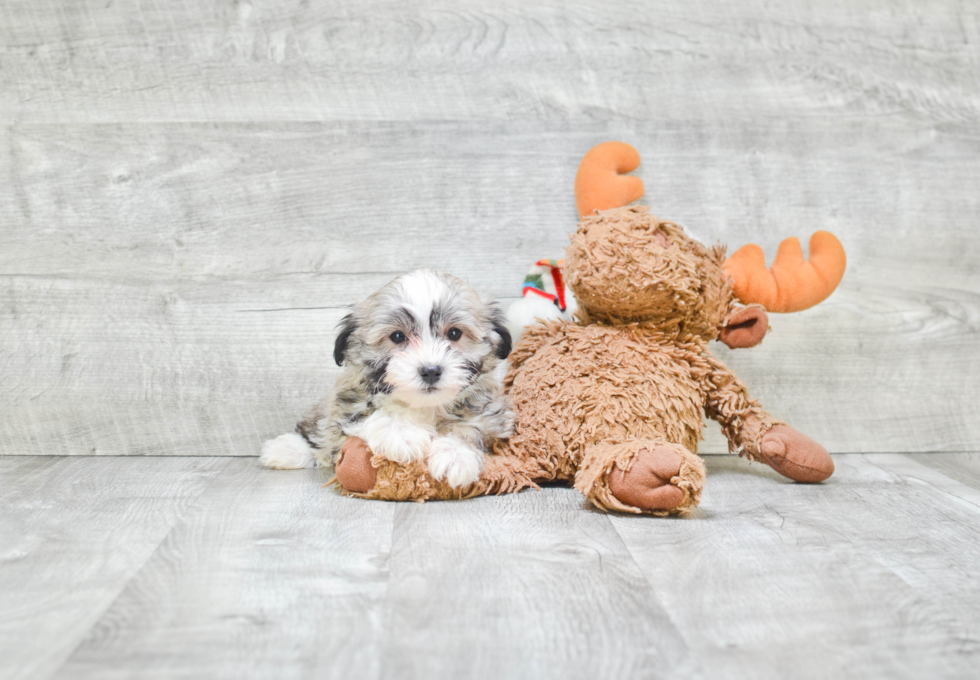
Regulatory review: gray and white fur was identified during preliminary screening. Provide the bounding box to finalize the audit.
[259,269,515,488]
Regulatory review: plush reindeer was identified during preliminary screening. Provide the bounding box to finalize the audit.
[333,142,847,515]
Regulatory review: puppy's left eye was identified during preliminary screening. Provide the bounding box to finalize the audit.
[390,331,407,344]
[446,327,462,341]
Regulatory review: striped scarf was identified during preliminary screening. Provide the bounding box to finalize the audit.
[521,259,568,312]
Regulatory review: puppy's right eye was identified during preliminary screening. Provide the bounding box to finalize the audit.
[390,331,407,344]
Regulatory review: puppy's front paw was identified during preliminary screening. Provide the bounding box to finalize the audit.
[363,415,434,464]
[427,436,485,488]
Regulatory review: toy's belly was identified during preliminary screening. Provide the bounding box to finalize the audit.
[508,325,707,467]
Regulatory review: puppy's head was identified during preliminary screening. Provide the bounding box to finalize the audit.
[334,269,511,408]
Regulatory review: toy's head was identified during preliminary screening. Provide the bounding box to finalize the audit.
[566,205,734,339]
[566,142,846,347]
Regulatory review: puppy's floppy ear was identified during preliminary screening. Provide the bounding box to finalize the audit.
[334,313,357,366]
[490,309,512,360]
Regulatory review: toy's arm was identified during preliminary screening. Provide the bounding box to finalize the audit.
[701,353,834,482]
[701,353,784,459]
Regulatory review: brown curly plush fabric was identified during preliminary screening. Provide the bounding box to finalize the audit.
[333,204,831,515]
[565,207,733,340]
[343,445,543,503]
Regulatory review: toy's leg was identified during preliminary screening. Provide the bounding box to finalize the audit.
[334,436,541,502]
[574,440,705,516]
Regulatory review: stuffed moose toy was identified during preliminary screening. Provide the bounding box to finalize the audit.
[333,142,847,515]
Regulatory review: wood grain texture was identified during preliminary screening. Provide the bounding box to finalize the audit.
[1,0,979,457]
[612,453,980,679]
[909,452,980,491]
[380,488,691,679]
[1,0,978,125]
[52,458,395,680]
[1,453,978,679]
[0,455,229,680]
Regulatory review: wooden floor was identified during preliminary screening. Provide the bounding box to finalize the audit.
[1,452,978,680]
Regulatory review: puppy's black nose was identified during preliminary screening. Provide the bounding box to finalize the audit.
[419,365,442,386]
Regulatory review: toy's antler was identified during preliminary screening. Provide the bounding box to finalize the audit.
[575,142,645,218]
[723,232,847,313]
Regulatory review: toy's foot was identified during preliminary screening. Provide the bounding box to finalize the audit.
[577,440,705,515]
[607,445,689,512]
[335,437,378,493]
[757,425,834,483]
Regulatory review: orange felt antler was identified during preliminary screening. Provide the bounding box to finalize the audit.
[574,142,645,218]
[723,231,847,313]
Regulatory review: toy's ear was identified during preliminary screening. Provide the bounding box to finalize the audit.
[719,304,768,349]
[334,314,357,366]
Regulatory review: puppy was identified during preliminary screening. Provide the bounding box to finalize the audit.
[259,269,515,488]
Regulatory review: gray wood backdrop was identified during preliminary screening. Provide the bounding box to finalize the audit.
[2,0,978,457]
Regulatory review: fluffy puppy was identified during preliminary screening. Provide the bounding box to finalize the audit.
[259,269,515,488]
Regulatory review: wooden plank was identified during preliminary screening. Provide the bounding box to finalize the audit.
[0,123,590,287]
[864,453,980,511]
[907,452,980,492]
[0,455,228,680]
[609,454,980,679]
[0,274,355,457]
[1,0,978,124]
[52,457,395,680]
[3,121,979,290]
[379,488,692,680]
